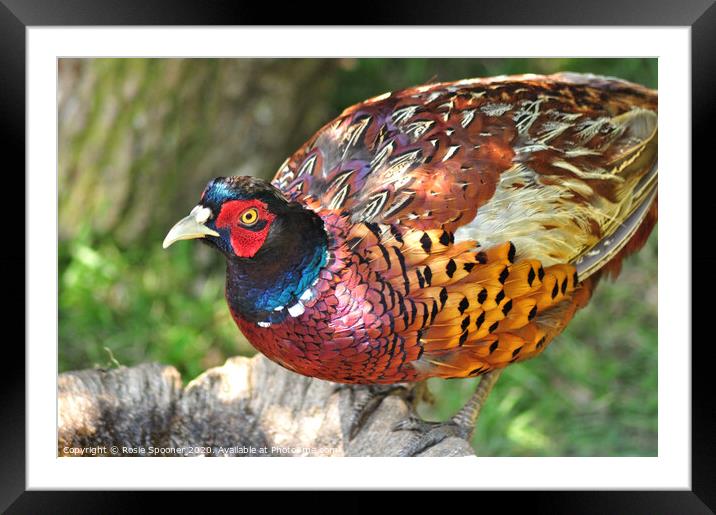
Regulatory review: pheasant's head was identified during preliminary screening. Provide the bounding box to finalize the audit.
[163,176,328,323]
[164,176,308,258]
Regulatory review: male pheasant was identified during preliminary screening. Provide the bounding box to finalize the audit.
[163,72,657,455]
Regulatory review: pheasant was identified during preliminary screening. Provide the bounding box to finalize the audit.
[163,72,657,455]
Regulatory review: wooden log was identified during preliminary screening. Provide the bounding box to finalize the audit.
[58,355,474,457]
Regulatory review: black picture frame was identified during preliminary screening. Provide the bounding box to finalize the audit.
[3,1,711,512]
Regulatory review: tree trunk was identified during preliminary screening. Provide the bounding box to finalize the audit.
[58,58,338,245]
[58,355,474,457]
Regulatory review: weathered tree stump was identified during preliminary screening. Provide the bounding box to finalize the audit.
[58,355,474,457]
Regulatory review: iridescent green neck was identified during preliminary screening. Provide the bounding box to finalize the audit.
[224,205,328,324]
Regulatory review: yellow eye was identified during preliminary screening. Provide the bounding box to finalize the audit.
[240,207,259,226]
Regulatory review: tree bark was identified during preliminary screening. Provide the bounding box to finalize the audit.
[58,58,338,245]
[58,355,474,457]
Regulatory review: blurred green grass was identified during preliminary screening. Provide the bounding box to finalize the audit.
[59,58,657,456]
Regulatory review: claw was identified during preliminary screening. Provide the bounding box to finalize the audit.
[391,416,426,432]
[392,369,504,456]
[395,420,470,457]
[337,384,412,440]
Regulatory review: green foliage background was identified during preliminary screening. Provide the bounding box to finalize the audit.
[59,58,657,456]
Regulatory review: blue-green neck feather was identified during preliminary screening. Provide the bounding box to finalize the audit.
[226,244,326,324]
[223,203,329,324]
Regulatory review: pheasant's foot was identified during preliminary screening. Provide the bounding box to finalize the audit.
[392,369,504,456]
[336,383,413,440]
[393,417,470,457]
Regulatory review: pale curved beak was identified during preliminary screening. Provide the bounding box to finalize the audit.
[162,206,220,249]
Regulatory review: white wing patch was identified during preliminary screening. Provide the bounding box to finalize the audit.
[456,164,600,266]
[456,107,657,278]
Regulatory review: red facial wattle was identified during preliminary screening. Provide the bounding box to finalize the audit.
[215,199,275,258]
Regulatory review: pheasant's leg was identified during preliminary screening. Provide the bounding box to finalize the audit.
[394,369,503,457]
[336,383,415,439]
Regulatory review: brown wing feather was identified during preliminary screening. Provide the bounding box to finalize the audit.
[272,73,656,233]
